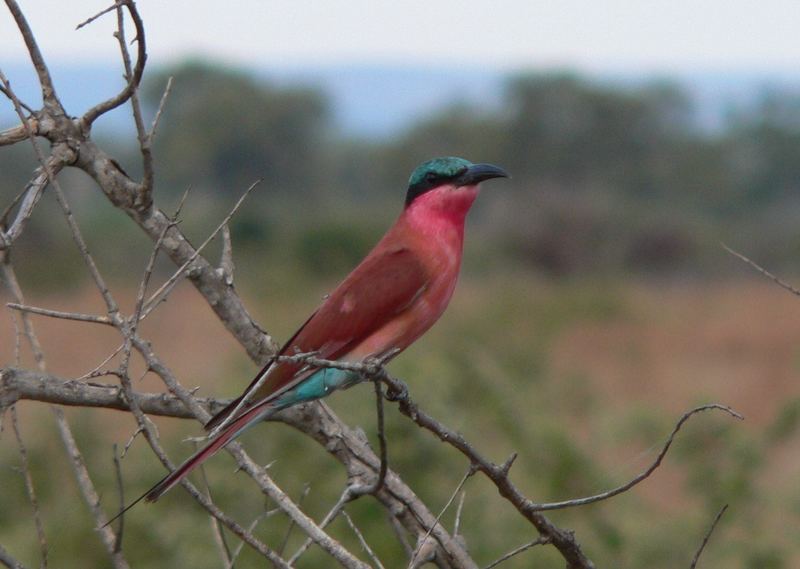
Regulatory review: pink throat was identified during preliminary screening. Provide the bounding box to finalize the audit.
[404,184,479,231]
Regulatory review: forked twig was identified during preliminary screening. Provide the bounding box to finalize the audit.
[409,467,475,568]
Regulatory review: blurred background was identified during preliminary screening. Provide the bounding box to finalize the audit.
[2,1,800,567]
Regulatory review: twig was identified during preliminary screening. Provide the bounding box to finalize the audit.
[80,0,147,129]
[148,76,173,143]
[722,243,800,298]
[75,1,121,30]
[1,255,45,371]
[689,504,729,569]
[287,484,354,565]
[10,406,48,568]
[140,179,261,319]
[4,0,65,114]
[120,425,145,458]
[342,510,386,569]
[453,491,466,537]
[7,303,112,325]
[74,343,126,381]
[524,405,743,511]
[196,442,234,568]
[410,467,474,568]
[112,445,125,552]
[219,223,235,285]
[0,100,63,249]
[0,543,26,569]
[225,509,279,569]
[350,380,388,497]
[278,484,311,556]
[387,513,414,560]
[53,406,131,568]
[0,85,34,113]
[112,0,153,196]
[483,537,552,569]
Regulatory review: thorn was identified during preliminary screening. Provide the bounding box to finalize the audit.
[500,452,518,475]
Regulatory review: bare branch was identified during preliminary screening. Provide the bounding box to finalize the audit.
[4,0,65,113]
[226,510,278,569]
[53,406,131,568]
[387,513,414,560]
[111,445,125,553]
[483,537,552,569]
[140,179,260,319]
[453,491,466,537]
[80,0,147,129]
[10,406,48,568]
[195,442,234,567]
[75,1,120,30]
[278,484,311,556]
[1,159,62,246]
[219,223,235,285]
[342,510,386,569]
[0,119,37,147]
[0,78,66,250]
[1,255,45,370]
[410,467,474,568]
[722,243,800,297]
[0,543,26,569]
[7,302,112,325]
[148,76,173,142]
[689,505,729,569]
[524,405,743,512]
[112,0,154,196]
[0,84,35,114]
[74,343,126,381]
[0,367,223,418]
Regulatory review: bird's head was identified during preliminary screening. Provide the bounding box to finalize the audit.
[404,157,509,214]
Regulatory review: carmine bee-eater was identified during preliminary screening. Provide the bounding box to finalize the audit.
[128,156,508,507]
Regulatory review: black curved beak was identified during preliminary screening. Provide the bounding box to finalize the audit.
[456,163,510,186]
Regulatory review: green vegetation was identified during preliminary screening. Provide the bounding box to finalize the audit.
[3,61,800,567]
[6,62,800,289]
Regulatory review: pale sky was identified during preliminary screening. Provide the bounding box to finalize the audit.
[2,1,800,72]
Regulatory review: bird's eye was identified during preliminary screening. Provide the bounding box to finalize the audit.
[425,172,437,182]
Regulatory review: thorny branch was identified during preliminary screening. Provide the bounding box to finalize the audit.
[1,360,741,569]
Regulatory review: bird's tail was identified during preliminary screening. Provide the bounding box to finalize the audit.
[204,393,245,432]
[104,400,273,527]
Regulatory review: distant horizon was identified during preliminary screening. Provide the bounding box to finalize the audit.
[4,59,800,139]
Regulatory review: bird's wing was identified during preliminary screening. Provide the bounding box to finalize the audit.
[205,245,428,430]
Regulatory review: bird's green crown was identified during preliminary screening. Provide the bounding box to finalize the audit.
[408,157,473,188]
[405,157,473,206]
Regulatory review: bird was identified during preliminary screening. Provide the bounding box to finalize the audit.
[117,156,508,514]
